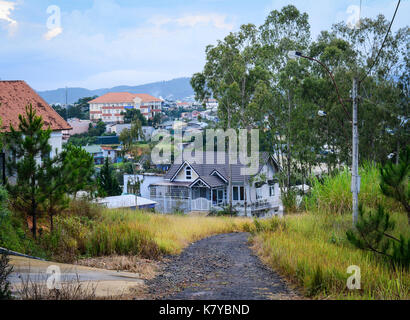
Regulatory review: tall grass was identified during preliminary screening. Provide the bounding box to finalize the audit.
[252,213,409,300]
[47,209,250,262]
[96,210,249,255]
[252,163,409,300]
[305,162,404,215]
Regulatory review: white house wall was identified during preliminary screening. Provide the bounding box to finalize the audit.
[173,163,199,182]
[49,131,63,158]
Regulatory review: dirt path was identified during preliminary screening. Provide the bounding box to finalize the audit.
[146,233,300,300]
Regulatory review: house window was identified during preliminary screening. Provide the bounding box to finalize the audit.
[233,186,245,201]
[239,186,244,201]
[269,185,275,197]
[185,166,192,180]
[218,190,223,204]
[233,186,238,201]
[256,187,262,200]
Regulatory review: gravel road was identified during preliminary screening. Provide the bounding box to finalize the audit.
[146,232,300,300]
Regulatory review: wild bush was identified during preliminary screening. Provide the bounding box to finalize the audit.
[0,253,13,300]
[0,187,45,257]
[281,188,299,213]
[65,199,102,221]
[208,205,238,217]
[253,217,287,233]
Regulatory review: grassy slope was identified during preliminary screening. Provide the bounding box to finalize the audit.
[91,209,250,256]
[44,208,250,262]
[252,213,409,300]
[252,163,409,300]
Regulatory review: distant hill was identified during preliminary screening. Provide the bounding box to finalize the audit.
[37,77,195,105]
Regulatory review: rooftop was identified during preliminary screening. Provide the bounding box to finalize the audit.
[0,81,71,132]
[89,92,162,104]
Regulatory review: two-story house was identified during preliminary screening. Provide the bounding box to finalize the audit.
[149,152,283,217]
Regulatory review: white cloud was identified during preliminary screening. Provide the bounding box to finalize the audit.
[0,0,17,33]
[176,14,233,30]
[44,27,63,40]
[153,13,233,30]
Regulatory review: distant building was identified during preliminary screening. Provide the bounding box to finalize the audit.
[191,110,200,119]
[205,98,218,111]
[63,118,91,139]
[96,136,120,145]
[123,173,164,198]
[141,126,155,141]
[176,102,191,109]
[109,124,155,142]
[110,123,132,135]
[83,145,104,165]
[101,146,118,163]
[180,112,191,120]
[89,92,163,123]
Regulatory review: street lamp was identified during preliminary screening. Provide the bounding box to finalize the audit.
[288,51,360,225]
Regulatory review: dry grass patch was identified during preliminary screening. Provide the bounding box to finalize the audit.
[98,209,251,256]
[251,213,410,300]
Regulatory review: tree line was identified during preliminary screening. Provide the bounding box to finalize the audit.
[191,5,409,194]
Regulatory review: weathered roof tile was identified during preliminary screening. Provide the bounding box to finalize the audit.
[0,81,71,132]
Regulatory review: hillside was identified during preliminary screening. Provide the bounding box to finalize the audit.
[37,77,195,105]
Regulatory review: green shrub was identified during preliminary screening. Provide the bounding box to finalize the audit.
[39,215,90,262]
[281,188,298,213]
[253,217,286,233]
[0,187,45,258]
[208,205,238,217]
[0,253,13,300]
[65,199,102,220]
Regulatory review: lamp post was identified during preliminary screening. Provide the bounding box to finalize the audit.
[288,51,359,225]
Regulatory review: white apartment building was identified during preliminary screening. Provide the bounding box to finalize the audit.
[89,92,163,123]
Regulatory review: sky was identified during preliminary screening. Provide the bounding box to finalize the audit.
[0,0,408,91]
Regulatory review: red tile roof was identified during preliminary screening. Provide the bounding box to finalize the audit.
[89,92,162,104]
[0,81,71,132]
[89,92,137,104]
[134,93,162,103]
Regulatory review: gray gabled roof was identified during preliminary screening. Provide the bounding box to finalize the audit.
[164,152,278,183]
[190,175,226,188]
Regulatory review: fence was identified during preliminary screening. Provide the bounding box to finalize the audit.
[152,197,191,214]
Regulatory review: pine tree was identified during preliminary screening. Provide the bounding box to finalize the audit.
[97,158,121,197]
[5,104,52,239]
[38,154,68,233]
[39,144,95,232]
[60,144,96,198]
[380,146,410,223]
[346,205,409,268]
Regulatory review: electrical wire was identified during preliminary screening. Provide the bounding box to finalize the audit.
[359,0,401,82]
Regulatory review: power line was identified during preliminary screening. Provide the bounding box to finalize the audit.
[360,0,401,82]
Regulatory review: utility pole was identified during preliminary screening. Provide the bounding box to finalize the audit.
[65,86,68,120]
[288,51,361,225]
[352,77,360,225]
